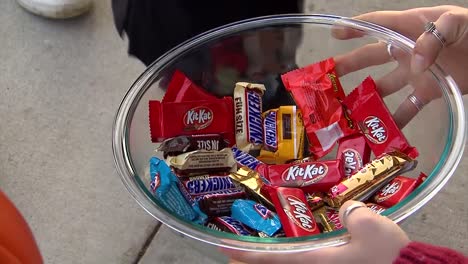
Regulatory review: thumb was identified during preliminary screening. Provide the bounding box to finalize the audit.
[411,9,468,74]
[338,201,385,239]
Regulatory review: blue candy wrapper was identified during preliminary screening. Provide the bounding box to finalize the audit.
[149,157,199,222]
[231,199,282,236]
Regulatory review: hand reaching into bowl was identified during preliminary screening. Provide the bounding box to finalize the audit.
[224,200,467,264]
[333,5,468,128]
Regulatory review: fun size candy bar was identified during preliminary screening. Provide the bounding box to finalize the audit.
[206,216,255,236]
[231,199,282,237]
[148,157,198,222]
[312,206,343,232]
[326,151,417,208]
[281,58,355,159]
[194,188,246,216]
[162,70,218,102]
[256,159,343,193]
[267,187,320,237]
[229,167,274,210]
[158,134,228,157]
[366,203,387,215]
[167,148,236,175]
[149,97,235,144]
[258,106,305,164]
[305,192,326,211]
[180,174,238,196]
[336,134,371,179]
[343,77,418,158]
[372,174,425,208]
[231,147,264,170]
[234,82,265,152]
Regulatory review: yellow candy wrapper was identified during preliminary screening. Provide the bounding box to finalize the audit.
[258,106,304,164]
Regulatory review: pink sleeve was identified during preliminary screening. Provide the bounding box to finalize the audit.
[394,241,468,264]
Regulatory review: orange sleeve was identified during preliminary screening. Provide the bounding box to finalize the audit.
[0,190,43,264]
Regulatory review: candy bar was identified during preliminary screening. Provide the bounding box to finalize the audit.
[336,134,371,179]
[180,174,238,196]
[231,199,282,237]
[312,206,343,232]
[258,230,286,238]
[305,192,326,211]
[257,159,343,193]
[229,167,274,210]
[267,187,320,237]
[234,82,265,152]
[149,97,235,144]
[158,134,228,157]
[148,157,198,222]
[231,147,264,170]
[326,151,417,208]
[195,188,247,216]
[343,77,418,158]
[206,216,254,236]
[366,203,387,215]
[162,70,218,102]
[258,106,305,164]
[372,174,424,208]
[167,148,236,175]
[281,58,355,159]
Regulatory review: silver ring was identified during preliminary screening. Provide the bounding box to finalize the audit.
[342,203,366,227]
[424,22,446,46]
[408,94,425,111]
[386,40,396,60]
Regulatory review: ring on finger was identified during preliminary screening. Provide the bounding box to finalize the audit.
[342,203,366,227]
[408,94,425,111]
[424,22,446,47]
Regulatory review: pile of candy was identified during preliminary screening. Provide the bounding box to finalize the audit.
[146,58,426,238]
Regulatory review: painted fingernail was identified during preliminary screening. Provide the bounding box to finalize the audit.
[411,53,426,74]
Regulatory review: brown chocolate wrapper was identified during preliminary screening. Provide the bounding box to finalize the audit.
[158,134,228,157]
[325,151,417,208]
[305,192,326,211]
[229,167,275,211]
[167,148,236,175]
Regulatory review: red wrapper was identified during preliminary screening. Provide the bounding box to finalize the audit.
[343,77,418,158]
[267,187,320,237]
[149,98,235,144]
[336,134,371,179]
[281,58,355,159]
[366,203,387,215]
[323,207,343,230]
[163,70,218,103]
[257,159,343,193]
[372,175,421,207]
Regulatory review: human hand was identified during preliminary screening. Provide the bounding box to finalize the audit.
[333,5,468,128]
[223,200,410,264]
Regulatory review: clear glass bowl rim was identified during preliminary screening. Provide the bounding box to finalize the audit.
[112,14,467,252]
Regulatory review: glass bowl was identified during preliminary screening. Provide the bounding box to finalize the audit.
[112,15,466,257]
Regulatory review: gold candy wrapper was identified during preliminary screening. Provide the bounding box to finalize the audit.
[229,167,275,210]
[325,151,417,208]
[167,148,236,175]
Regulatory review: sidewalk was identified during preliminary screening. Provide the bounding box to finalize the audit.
[0,0,466,263]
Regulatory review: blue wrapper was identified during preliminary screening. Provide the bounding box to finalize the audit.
[231,199,282,236]
[231,147,264,170]
[149,157,199,222]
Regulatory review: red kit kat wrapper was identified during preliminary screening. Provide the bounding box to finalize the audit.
[149,98,235,144]
[257,159,343,193]
[342,77,418,158]
[281,58,356,159]
[267,186,320,237]
[162,70,218,103]
[372,174,424,208]
[336,134,371,179]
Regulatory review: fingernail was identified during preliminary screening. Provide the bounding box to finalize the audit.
[411,54,426,74]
